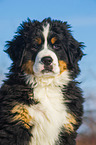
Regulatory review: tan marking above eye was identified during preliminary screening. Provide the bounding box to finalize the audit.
[35,37,42,45]
[51,37,57,44]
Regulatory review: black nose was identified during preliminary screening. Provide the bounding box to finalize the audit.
[41,56,53,65]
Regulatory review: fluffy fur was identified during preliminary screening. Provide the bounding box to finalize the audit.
[0,18,84,145]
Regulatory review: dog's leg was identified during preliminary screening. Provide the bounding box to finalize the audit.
[11,104,33,129]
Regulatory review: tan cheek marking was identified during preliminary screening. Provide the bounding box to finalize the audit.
[51,37,57,44]
[59,60,67,73]
[22,60,34,74]
[11,104,33,129]
[64,113,77,133]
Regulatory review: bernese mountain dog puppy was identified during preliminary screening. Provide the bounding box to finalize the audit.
[0,18,84,145]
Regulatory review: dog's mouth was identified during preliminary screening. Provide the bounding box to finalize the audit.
[41,65,53,74]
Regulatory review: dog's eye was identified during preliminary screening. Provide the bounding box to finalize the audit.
[31,38,42,51]
[53,44,60,50]
[51,37,60,50]
[31,47,38,52]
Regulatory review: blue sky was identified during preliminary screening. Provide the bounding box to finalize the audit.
[0,0,96,97]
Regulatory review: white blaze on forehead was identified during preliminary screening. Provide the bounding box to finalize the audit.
[43,23,50,50]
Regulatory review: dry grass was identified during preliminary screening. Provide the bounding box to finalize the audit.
[76,134,96,145]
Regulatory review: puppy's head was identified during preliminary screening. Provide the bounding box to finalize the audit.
[6,18,84,78]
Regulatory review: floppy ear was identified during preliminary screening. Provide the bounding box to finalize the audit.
[5,18,37,67]
[5,34,26,67]
[68,36,84,65]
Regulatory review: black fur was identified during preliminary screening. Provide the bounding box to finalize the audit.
[0,18,84,145]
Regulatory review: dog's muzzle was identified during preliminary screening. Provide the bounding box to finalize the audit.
[33,49,60,77]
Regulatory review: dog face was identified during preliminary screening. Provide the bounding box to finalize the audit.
[32,24,60,77]
[32,23,68,77]
[6,18,83,78]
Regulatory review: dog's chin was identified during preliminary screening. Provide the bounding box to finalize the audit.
[34,69,60,78]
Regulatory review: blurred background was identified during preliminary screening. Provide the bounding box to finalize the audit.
[0,0,96,144]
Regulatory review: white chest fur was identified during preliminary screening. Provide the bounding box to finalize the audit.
[26,71,70,145]
[27,85,67,145]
